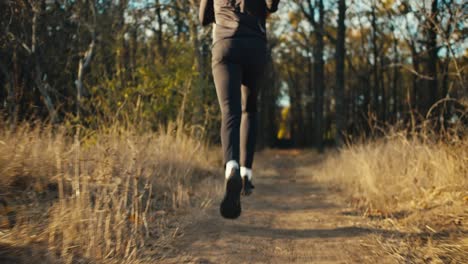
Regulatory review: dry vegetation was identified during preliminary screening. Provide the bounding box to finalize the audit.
[1,118,466,263]
[314,128,468,263]
[0,122,217,263]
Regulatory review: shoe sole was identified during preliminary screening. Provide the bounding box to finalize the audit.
[220,169,242,219]
[241,177,253,196]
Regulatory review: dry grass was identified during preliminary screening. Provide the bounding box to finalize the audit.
[0,122,217,263]
[314,132,468,262]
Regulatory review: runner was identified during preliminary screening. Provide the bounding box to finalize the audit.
[199,0,280,219]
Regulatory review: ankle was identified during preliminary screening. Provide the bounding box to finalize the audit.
[225,160,239,179]
[240,166,252,181]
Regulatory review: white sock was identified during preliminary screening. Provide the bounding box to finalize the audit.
[240,166,253,181]
[225,160,239,179]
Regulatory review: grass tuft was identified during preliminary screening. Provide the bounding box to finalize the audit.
[0,122,215,263]
[314,131,467,262]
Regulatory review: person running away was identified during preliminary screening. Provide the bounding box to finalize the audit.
[199,0,280,219]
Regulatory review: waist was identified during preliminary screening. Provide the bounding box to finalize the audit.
[213,24,267,44]
[214,8,267,35]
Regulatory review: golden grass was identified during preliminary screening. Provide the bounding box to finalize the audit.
[314,132,468,262]
[0,122,216,263]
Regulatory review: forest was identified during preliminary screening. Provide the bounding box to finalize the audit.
[0,0,467,263]
[1,0,465,147]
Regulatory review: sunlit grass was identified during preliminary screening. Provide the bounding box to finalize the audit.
[0,121,215,263]
[314,129,467,262]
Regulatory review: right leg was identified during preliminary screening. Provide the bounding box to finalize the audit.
[239,83,258,196]
[240,82,259,170]
[239,39,267,195]
[239,41,267,180]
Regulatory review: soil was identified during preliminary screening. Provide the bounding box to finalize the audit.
[159,150,395,264]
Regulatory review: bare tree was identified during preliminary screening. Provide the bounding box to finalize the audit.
[299,0,326,151]
[75,2,96,119]
[335,0,347,146]
[424,0,439,114]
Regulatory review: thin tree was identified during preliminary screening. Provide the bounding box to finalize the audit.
[335,0,346,146]
[299,0,326,151]
[424,0,439,115]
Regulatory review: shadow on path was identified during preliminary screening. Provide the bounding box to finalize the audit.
[220,225,410,240]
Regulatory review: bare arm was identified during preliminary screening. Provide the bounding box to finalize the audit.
[199,0,215,26]
[266,0,280,13]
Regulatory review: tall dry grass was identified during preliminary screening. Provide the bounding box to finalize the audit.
[314,131,467,262]
[316,134,467,212]
[0,122,216,263]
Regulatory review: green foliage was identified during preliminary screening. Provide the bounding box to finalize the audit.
[83,41,212,130]
[0,0,219,141]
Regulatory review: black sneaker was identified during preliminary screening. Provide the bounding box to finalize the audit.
[220,167,242,219]
[242,176,255,196]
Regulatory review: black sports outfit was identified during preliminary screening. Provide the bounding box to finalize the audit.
[200,0,279,168]
[199,0,280,219]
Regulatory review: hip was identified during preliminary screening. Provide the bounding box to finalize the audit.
[211,37,268,67]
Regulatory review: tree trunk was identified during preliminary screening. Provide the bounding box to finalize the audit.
[391,28,400,122]
[75,1,96,119]
[314,0,325,152]
[380,57,387,123]
[409,42,420,112]
[306,46,314,146]
[31,1,56,122]
[155,0,166,61]
[335,0,346,147]
[0,57,15,119]
[189,0,205,127]
[371,5,379,120]
[425,0,439,115]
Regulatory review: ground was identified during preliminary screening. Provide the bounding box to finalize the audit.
[159,150,397,264]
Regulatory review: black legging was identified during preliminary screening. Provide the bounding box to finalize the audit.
[212,37,267,169]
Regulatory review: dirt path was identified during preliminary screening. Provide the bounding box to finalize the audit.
[161,150,390,264]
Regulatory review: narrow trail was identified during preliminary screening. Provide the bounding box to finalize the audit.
[162,150,391,264]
